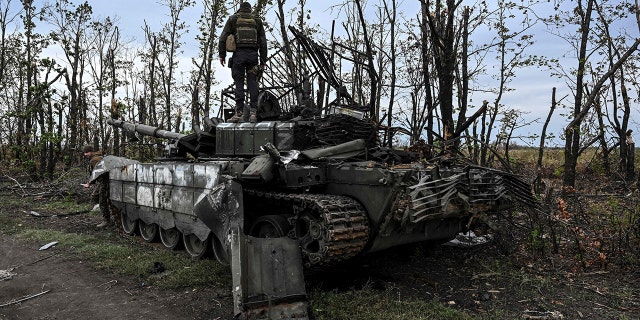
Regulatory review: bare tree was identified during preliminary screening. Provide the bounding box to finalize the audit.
[422,0,459,144]
[44,0,95,164]
[142,23,160,126]
[86,17,121,150]
[156,0,194,131]
[478,1,536,166]
[546,0,640,188]
[190,0,226,127]
[0,0,21,85]
[594,0,638,181]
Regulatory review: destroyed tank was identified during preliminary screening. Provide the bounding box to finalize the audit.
[106,115,536,263]
[99,27,537,319]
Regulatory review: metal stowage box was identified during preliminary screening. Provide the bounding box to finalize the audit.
[235,122,276,156]
[216,122,277,156]
[216,123,236,155]
[253,122,276,153]
[275,122,294,150]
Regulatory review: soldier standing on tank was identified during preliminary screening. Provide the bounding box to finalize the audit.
[81,145,111,228]
[218,1,267,123]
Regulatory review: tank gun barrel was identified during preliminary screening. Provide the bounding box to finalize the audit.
[107,119,186,140]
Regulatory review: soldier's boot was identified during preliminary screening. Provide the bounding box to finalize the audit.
[96,218,110,228]
[249,109,257,123]
[228,111,243,123]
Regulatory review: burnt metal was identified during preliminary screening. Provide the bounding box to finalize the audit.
[101,26,538,320]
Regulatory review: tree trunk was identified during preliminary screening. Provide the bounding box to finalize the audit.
[538,88,556,169]
[563,0,594,189]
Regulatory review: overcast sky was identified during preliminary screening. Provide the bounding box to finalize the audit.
[6,0,640,146]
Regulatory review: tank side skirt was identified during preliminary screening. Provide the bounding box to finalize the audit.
[109,162,230,242]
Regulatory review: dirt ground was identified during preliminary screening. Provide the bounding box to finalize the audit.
[0,193,234,320]
[0,233,233,320]
[1,192,640,319]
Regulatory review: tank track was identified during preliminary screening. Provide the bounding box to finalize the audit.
[246,189,369,268]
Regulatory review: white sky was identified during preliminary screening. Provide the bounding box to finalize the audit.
[6,0,640,146]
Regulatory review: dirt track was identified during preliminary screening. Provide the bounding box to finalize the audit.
[0,233,232,320]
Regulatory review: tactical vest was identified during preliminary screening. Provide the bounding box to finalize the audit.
[235,13,258,48]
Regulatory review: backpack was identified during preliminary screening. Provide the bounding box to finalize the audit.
[235,13,258,48]
[226,34,236,52]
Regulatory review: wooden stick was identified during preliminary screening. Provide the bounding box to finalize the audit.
[0,290,51,307]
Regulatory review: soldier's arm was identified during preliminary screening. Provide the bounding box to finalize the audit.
[218,16,235,63]
[257,19,267,66]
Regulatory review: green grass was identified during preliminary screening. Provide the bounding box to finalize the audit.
[309,288,480,320]
[0,217,230,289]
[33,198,90,213]
[0,189,491,319]
[0,210,488,319]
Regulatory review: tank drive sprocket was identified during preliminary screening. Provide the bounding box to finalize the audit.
[246,190,370,268]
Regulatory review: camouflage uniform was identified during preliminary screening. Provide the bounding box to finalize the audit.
[85,147,111,226]
[218,2,268,123]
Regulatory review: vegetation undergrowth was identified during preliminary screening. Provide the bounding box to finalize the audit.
[309,288,480,320]
[0,211,230,290]
[0,191,484,319]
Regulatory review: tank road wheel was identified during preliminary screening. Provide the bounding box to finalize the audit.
[120,211,138,236]
[249,215,292,238]
[138,221,159,242]
[183,233,210,259]
[211,234,229,265]
[159,228,182,250]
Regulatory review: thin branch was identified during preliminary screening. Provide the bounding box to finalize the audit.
[0,290,51,307]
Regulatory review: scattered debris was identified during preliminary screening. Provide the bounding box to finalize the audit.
[25,210,41,217]
[92,204,100,212]
[98,280,118,290]
[444,231,493,247]
[0,290,51,307]
[149,261,166,274]
[0,269,16,281]
[38,241,58,251]
[25,209,91,218]
[522,310,564,319]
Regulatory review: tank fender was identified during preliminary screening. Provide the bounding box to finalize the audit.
[230,226,308,319]
[90,155,139,183]
[193,178,244,257]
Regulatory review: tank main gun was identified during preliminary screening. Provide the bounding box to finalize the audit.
[108,119,187,141]
[107,118,217,158]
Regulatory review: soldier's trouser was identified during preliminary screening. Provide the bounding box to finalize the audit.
[231,48,260,114]
[92,176,111,221]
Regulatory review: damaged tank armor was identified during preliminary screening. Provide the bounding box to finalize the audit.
[93,26,537,319]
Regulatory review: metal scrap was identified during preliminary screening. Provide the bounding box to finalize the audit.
[0,269,16,281]
[38,242,58,251]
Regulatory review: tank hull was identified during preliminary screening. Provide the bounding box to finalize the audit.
[108,155,530,260]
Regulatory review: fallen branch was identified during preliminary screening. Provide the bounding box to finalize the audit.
[99,280,118,290]
[3,174,25,197]
[0,290,51,307]
[522,310,563,319]
[28,209,91,218]
[11,253,57,270]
